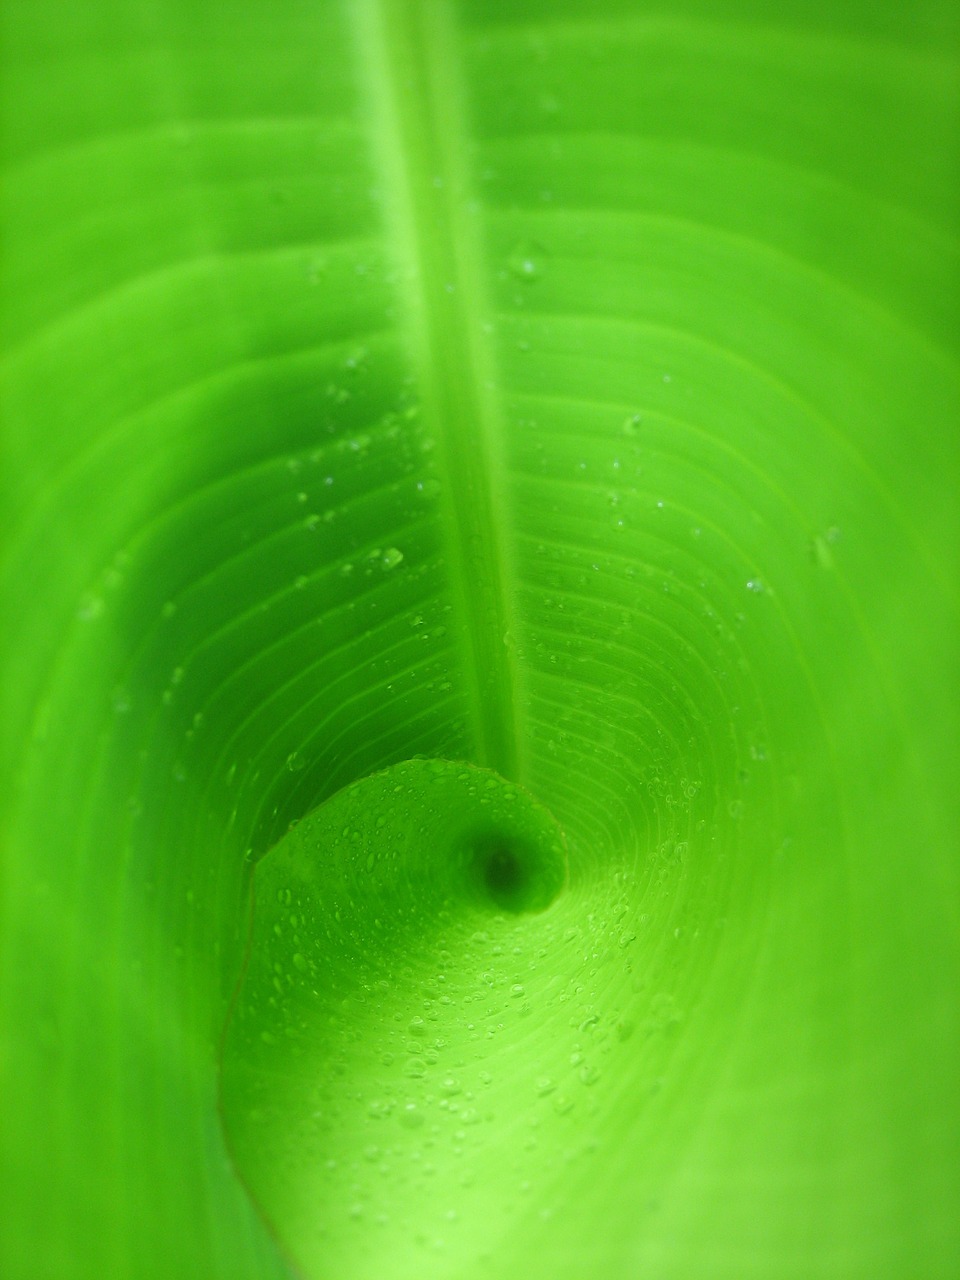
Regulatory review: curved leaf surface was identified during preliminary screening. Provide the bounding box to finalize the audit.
[1,2,958,1278]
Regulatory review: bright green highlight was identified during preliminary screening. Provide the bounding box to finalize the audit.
[221,759,568,1277]
[1,1,958,1278]
[359,0,524,779]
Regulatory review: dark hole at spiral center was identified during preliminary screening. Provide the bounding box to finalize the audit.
[483,843,527,904]
[465,824,565,915]
[467,834,542,913]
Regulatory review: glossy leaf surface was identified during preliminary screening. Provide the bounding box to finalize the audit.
[1,2,958,1278]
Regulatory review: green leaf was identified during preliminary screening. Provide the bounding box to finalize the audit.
[221,759,568,1275]
[1,2,958,1279]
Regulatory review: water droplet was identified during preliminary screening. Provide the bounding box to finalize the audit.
[77,593,104,621]
[811,535,833,569]
[306,254,328,284]
[400,1102,424,1128]
[745,578,765,593]
[507,240,547,282]
[286,751,305,772]
[811,527,840,569]
[382,547,404,570]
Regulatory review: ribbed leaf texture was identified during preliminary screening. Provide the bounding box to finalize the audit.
[1,2,958,1278]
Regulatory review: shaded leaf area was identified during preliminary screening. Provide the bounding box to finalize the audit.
[1,1,958,1278]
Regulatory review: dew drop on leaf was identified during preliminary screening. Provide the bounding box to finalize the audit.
[507,240,547,282]
[77,593,104,621]
[400,1103,424,1129]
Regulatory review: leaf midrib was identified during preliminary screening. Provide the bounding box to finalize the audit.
[353,0,522,782]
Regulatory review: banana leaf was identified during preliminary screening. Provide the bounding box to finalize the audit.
[1,1,958,1277]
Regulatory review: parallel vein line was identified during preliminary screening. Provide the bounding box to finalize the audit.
[353,0,523,781]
